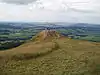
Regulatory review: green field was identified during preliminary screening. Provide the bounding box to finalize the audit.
[57,28,100,42]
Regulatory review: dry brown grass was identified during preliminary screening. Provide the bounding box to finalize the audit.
[0,37,100,75]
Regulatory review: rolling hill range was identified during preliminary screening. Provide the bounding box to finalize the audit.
[0,30,100,75]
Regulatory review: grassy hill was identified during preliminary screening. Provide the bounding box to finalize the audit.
[0,30,100,75]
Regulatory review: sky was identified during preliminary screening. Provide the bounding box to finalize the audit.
[0,0,100,24]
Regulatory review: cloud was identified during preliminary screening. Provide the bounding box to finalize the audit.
[0,0,100,24]
[0,0,37,5]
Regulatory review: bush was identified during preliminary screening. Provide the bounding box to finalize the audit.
[0,41,25,50]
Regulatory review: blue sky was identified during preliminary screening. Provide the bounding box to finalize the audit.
[0,0,100,24]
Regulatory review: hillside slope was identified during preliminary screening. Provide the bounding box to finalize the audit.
[0,31,100,75]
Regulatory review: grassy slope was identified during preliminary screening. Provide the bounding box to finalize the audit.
[0,37,100,75]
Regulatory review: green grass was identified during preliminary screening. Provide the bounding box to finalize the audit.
[79,36,100,42]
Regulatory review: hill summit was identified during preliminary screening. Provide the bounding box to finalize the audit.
[0,28,100,75]
[33,29,62,41]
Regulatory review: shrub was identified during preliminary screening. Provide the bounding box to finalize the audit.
[0,41,25,50]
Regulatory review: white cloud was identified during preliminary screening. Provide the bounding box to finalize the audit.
[0,0,100,24]
[0,0,37,4]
